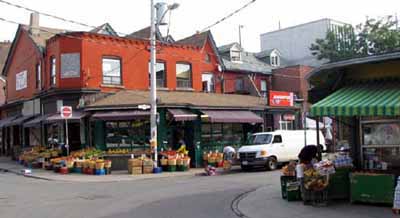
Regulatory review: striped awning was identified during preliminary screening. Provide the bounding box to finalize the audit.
[310,82,400,117]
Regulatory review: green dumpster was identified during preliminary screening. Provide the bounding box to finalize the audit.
[350,172,395,205]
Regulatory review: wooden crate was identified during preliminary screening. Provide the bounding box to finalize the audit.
[130,167,142,175]
[143,159,153,167]
[128,159,143,167]
[143,166,153,174]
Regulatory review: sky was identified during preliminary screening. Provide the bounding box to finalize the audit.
[0,0,399,52]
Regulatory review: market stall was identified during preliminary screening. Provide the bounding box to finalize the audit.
[305,53,400,209]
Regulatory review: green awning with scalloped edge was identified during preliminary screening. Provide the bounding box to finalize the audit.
[310,82,400,117]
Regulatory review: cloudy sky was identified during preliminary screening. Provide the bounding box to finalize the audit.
[0,0,399,52]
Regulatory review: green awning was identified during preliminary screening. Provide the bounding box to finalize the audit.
[310,82,400,117]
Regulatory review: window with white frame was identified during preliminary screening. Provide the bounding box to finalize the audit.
[270,53,280,67]
[148,61,166,88]
[202,73,214,92]
[102,57,122,85]
[50,57,56,87]
[176,63,192,88]
[260,80,267,97]
[230,50,241,62]
[36,63,41,89]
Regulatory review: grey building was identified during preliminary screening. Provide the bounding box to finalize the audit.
[260,18,348,67]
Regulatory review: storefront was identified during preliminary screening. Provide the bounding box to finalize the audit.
[268,91,300,131]
[307,53,400,205]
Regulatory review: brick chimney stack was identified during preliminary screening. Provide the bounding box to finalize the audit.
[29,12,40,36]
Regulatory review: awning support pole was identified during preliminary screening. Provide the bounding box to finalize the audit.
[316,116,321,161]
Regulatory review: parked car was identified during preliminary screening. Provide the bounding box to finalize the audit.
[237,130,326,171]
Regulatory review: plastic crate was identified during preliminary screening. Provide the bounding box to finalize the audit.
[286,181,302,201]
[280,176,297,199]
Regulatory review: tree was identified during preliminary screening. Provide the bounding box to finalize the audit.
[310,16,400,62]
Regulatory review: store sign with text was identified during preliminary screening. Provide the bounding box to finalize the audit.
[269,91,294,107]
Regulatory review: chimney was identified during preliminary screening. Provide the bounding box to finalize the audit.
[29,12,40,36]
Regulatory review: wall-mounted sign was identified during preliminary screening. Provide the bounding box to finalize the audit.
[61,53,80,78]
[269,91,294,107]
[16,70,27,91]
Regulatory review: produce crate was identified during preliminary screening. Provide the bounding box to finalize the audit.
[143,166,153,174]
[130,167,142,175]
[280,176,297,199]
[143,159,153,167]
[177,165,189,172]
[328,168,351,200]
[95,169,106,175]
[350,173,395,205]
[286,181,301,201]
[167,165,176,172]
[105,168,112,175]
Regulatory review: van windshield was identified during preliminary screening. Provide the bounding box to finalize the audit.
[246,134,272,145]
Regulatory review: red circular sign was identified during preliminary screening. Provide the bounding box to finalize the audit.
[61,106,72,118]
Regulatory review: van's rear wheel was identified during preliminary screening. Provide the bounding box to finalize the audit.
[266,157,278,171]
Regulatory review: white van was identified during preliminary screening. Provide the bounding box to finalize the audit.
[237,130,326,171]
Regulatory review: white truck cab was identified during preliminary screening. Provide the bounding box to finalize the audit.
[238,130,325,170]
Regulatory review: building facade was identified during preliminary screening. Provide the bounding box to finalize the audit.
[260,18,348,67]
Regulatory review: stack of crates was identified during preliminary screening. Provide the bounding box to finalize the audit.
[143,159,154,174]
[280,176,297,199]
[128,159,143,175]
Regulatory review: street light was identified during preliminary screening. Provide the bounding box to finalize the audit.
[150,0,179,169]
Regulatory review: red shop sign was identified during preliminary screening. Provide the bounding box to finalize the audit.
[269,91,294,107]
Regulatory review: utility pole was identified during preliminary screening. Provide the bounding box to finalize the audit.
[150,0,158,168]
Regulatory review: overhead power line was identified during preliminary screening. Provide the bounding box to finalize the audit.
[199,0,256,32]
[0,0,132,37]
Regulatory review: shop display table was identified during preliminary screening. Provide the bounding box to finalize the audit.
[350,172,395,205]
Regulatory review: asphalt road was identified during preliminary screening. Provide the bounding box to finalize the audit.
[0,169,274,218]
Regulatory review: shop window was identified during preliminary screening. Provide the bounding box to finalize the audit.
[50,56,56,87]
[148,61,166,88]
[362,121,400,169]
[102,57,122,85]
[36,63,41,89]
[201,123,244,148]
[176,63,192,88]
[105,120,150,149]
[202,73,214,93]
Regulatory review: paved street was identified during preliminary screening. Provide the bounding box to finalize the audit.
[0,169,396,218]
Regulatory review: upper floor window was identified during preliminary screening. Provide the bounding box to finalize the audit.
[270,54,280,67]
[36,63,41,89]
[230,50,241,62]
[176,63,192,88]
[260,80,267,97]
[235,78,244,91]
[102,57,121,85]
[148,61,166,88]
[205,54,211,63]
[50,57,56,87]
[202,73,214,93]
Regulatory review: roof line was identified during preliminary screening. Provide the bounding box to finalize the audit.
[306,51,400,80]
[260,18,349,36]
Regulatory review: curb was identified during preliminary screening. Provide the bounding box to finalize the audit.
[0,166,53,181]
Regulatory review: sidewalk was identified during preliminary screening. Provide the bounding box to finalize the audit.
[0,157,203,183]
[238,183,397,218]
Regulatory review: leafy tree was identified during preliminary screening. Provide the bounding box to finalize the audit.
[310,16,400,62]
